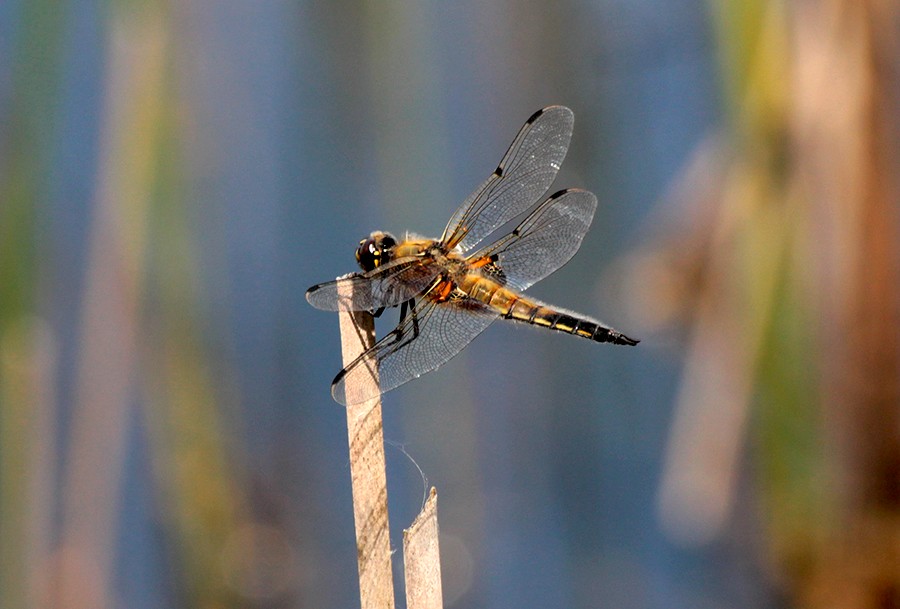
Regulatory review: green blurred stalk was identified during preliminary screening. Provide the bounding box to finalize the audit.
[0,0,249,605]
[707,0,790,149]
[141,60,249,606]
[709,0,827,556]
[85,1,248,606]
[0,3,67,609]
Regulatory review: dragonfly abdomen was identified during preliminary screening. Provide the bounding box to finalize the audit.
[495,290,639,346]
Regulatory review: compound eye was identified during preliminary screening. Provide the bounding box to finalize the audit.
[355,233,396,272]
[356,237,379,272]
[356,238,377,271]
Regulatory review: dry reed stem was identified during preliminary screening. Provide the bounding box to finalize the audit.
[337,290,396,609]
[403,487,443,609]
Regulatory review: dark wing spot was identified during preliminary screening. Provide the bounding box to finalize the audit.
[526,108,544,124]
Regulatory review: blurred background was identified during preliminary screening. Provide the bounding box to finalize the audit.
[1,0,898,608]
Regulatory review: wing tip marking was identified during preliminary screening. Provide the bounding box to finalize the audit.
[527,108,545,124]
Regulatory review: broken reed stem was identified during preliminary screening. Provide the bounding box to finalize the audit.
[338,300,395,609]
[403,487,443,609]
[336,282,444,609]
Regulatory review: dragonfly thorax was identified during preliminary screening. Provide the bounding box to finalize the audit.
[356,231,397,272]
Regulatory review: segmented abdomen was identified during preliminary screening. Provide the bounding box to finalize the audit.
[459,274,638,346]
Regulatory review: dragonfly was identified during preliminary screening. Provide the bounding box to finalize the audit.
[307,106,638,405]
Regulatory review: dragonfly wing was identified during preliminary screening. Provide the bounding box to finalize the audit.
[306,258,441,311]
[332,297,498,405]
[306,274,382,311]
[470,189,597,291]
[441,106,574,253]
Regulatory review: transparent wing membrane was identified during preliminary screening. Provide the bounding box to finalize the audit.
[332,297,497,405]
[470,189,597,291]
[441,106,574,253]
[305,258,441,311]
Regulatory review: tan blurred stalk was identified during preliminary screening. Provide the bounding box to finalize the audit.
[626,0,900,606]
[45,2,251,608]
[792,0,900,606]
[49,6,168,609]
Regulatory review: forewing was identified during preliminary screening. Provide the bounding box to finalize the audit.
[441,106,574,253]
[470,189,597,291]
[332,297,498,405]
[306,258,441,311]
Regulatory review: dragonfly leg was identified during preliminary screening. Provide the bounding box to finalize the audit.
[409,299,420,339]
[391,300,409,343]
[390,299,419,345]
[372,306,386,318]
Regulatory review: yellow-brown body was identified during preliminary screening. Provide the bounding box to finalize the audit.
[393,237,634,345]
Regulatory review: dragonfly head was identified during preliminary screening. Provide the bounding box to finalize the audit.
[356,231,397,272]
